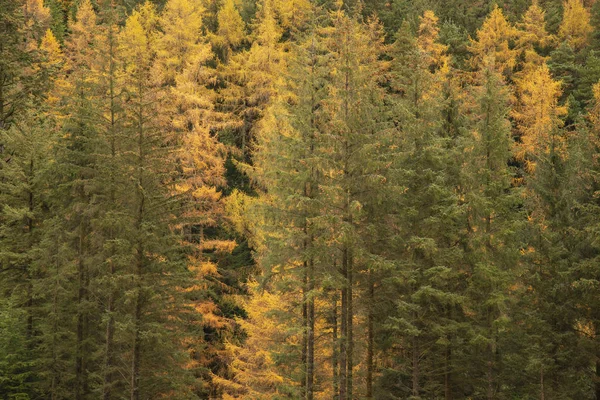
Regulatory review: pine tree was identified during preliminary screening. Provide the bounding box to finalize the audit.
[119,3,199,397]
[461,60,522,400]
[382,18,466,399]
[570,82,600,399]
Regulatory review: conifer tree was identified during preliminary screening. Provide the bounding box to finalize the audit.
[383,18,466,399]
[468,5,518,77]
[461,60,522,400]
[558,0,592,51]
[516,0,554,77]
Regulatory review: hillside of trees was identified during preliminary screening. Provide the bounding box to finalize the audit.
[1,0,600,399]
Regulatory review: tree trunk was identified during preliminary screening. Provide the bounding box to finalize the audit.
[302,263,308,397]
[339,248,347,400]
[412,335,420,398]
[540,365,545,400]
[347,248,353,400]
[366,273,374,399]
[487,342,494,400]
[307,257,315,400]
[445,346,452,400]
[332,292,339,400]
[76,222,89,400]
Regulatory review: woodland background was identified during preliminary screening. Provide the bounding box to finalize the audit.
[1,0,600,399]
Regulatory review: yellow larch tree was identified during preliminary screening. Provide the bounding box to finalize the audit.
[272,0,312,33]
[513,63,568,171]
[155,0,206,85]
[39,29,69,109]
[215,0,245,61]
[516,0,554,75]
[217,280,296,399]
[157,1,236,396]
[417,10,449,70]
[22,0,51,46]
[220,0,288,157]
[469,5,519,77]
[558,0,592,51]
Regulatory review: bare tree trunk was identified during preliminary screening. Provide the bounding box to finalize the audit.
[412,335,420,398]
[76,222,89,400]
[487,342,494,400]
[366,273,374,399]
[332,292,339,400]
[339,249,348,400]
[347,248,353,400]
[307,257,315,400]
[540,366,545,400]
[445,346,452,400]
[302,264,308,397]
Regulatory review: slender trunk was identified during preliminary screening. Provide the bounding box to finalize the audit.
[307,257,315,400]
[412,335,420,397]
[131,77,145,400]
[76,221,88,400]
[347,248,353,400]
[104,19,117,399]
[540,365,545,400]
[339,249,347,400]
[444,346,452,400]
[487,342,494,400]
[302,264,308,397]
[332,292,339,400]
[130,290,141,400]
[103,262,115,400]
[51,238,59,400]
[366,274,374,399]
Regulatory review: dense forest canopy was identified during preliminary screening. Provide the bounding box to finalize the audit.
[1,0,600,399]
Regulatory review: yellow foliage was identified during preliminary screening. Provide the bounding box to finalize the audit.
[469,5,519,75]
[513,64,567,169]
[517,0,554,74]
[217,0,245,49]
[559,0,592,50]
[23,0,51,45]
[39,29,70,108]
[156,0,207,84]
[272,0,313,31]
[417,10,448,70]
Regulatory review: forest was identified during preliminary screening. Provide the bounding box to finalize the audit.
[1,0,600,398]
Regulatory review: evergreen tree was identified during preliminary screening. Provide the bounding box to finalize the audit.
[461,60,523,400]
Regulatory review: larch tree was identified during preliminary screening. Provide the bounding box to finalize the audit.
[468,5,519,78]
[558,0,592,52]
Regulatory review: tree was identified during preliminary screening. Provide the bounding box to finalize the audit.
[468,5,519,77]
[461,60,522,400]
[558,0,592,51]
[516,0,554,76]
[513,63,568,171]
[214,0,245,62]
[382,19,466,399]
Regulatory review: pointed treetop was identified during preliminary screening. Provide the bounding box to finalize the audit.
[513,63,568,170]
[559,0,592,50]
[417,10,449,70]
[217,0,245,49]
[469,5,519,75]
